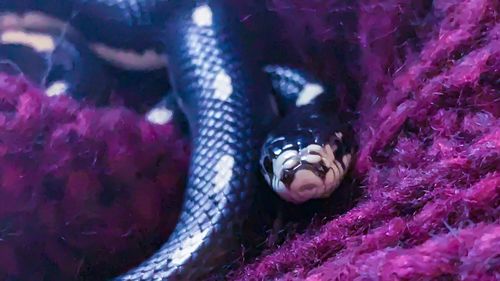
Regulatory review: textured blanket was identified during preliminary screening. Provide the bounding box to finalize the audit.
[0,0,498,280]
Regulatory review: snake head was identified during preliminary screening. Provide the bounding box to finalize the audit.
[260,130,352,204]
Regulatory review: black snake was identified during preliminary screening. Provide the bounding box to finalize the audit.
[0,1,353,280]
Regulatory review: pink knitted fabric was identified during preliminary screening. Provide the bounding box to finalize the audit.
[0,74,189,279]
[229,0,499,280]
[0,0,498,279]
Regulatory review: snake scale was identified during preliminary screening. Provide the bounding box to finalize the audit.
[0,1,354,280]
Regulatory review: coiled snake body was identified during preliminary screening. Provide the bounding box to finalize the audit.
[0,1,353,280]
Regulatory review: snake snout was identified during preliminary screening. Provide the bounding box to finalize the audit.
[264,142,350,204]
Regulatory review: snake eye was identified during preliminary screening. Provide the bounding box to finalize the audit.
[262,156,273,175]
[333,139,346,160]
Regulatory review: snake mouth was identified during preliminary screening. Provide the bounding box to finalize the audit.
[280,160,328,187]
[268,143,351,204]
[277,158,330,202]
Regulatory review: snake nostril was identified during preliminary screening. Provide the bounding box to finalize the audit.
[280,169,294,187]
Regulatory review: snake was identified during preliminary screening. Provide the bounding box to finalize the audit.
[0,1,354,280]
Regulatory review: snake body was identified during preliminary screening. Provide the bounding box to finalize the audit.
[0,1,353,280]
[117,2,277,280]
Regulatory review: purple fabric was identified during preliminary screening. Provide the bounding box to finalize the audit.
[0,75,189,279]
[0,0,498,279]
[229,0,499,280]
